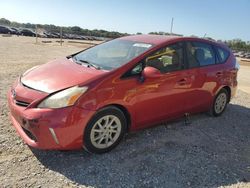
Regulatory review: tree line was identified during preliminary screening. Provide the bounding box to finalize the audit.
[1,18,249,51]
[225,39,250,52]
[0,18,128,38]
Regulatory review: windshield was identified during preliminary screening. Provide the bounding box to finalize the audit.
[73,39,153,70]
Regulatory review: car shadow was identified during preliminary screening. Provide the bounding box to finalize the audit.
[31,103,250,188]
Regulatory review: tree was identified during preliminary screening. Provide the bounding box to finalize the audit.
[71,26,82,34]
[226,39,250,52]
[0,18,11,25]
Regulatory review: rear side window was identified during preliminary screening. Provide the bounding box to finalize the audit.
[186,42,216,68]
[216,47,230,63]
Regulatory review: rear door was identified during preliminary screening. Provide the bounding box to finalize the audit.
[184,41,224,113]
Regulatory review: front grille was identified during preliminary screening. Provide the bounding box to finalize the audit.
[15,100,30,107]
[22,127,37,142]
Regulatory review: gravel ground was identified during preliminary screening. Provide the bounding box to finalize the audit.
[0,36,250,188]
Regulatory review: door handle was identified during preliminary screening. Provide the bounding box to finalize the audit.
[216,72,223,77]
[177,78,187,85]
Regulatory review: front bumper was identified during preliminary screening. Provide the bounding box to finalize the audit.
[7,89,95,150]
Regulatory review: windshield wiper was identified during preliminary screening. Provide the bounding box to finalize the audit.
[73,56,100,70]
[78,59,100,70]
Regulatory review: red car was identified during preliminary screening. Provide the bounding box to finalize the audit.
[7,35,239,153]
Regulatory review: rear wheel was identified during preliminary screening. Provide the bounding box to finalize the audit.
[210,88,229,116]
[83,106,127,154]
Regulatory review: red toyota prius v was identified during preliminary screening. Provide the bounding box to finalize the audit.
[7,35,239,153]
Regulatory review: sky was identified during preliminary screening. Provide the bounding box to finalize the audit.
[0,0,249,41]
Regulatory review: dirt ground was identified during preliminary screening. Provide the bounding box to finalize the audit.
[238,64,250,94]
[0,36,250,188]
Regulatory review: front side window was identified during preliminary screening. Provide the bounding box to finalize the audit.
[145,43,184,73]
[186,41,216,68]
[73,39,153,70]
[122,62,144,78]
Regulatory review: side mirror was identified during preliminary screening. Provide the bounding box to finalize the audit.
[142,66,161,79]
[139,66,161,83]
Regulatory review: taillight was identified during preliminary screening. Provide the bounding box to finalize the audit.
[235,59,240,70]
[231,57,239,85]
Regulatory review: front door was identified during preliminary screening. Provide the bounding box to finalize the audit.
[134,42,190,128]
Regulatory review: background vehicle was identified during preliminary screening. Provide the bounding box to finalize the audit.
[0,25,17,34]
[19,28,36,37]
[7,35,238,153]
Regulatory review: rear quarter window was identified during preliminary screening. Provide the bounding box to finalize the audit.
[216,47,230,63]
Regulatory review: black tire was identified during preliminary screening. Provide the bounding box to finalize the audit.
[210,88,229,117]
[83,106,127,154]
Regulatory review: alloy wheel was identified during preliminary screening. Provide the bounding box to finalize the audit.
[214,92,227,114]
[90,115,122,149]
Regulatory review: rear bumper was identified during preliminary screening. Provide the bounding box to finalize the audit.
[7,89,95,150]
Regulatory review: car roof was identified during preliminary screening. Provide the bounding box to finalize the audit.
[120,34,181,45]
[120,34,229,50]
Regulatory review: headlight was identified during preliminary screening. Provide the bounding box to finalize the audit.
[38,86,88,108]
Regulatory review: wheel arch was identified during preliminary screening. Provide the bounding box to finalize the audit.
[97,103,132,132]
[222,86,231,103]
[215,85,231,103]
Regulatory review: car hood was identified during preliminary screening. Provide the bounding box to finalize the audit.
[21,58,107,93]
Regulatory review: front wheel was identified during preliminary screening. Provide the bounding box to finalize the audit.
[83,106,127,154]
[210,88,229,117]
